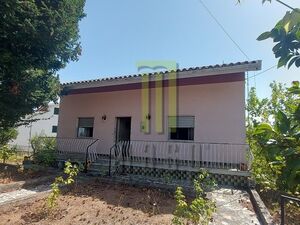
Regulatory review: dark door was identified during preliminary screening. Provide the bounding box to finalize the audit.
[116,117,131,158]
[116,117,131,143]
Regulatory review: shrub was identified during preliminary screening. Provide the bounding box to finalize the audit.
[31,135,56,166]
[249,82,300,194]
[0,145,16,164]
[0,127,18,147]
[172,170,217,225]
[47,161,80,210]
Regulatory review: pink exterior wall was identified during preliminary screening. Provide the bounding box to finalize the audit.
[58,80,246,155]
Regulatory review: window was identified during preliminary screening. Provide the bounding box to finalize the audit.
[52,125,58,133]
[168,116,194,141]
[54,107,59,115]
[77,117,94,138]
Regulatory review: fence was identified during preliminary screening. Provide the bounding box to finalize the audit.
[111,140,251,171]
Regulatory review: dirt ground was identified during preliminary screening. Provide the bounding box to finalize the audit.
[0,181,176,225]
[0,163,55,184]
[258,189,300,225]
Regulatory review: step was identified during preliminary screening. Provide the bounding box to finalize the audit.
[89,164,118,171]
[94,160,119,166]
[87,167,115,176]
[57,153,85,161]
[87,164,119,175]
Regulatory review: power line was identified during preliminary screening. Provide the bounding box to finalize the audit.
[275,0,298,12]
[248,65,277,79]
[197,0,250,61]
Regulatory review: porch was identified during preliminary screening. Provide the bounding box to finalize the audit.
[56,138,252,177]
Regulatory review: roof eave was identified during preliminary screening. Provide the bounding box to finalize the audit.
[62,60,262,90]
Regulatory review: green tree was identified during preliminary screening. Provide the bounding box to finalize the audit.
[0,0,86,129]
[0,145,16,164]
[0,127,18,147]
[31,135,56,166]
[247,81,298,127]
[0,126,17,164]
[239,0,300,68]
[248,81,300,194]
[246,87,269,126]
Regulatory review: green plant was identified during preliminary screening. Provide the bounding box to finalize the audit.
[31,135,56,166]
[0,145,16,164]
[0,0,86,129]
[163,172,172,184]
[172,170,216,225]
[238,0,300,69]
[0,127,18,147]
[248,81,300,194]
[47,161,80,210]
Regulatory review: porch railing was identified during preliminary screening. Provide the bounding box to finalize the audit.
[56,137,100,164]
[110,140,251,173]
[281,194,300,225]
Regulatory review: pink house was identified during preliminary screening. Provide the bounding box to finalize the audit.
[57,60,261,185]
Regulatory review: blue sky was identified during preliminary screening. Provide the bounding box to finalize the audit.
[59,0,299,98]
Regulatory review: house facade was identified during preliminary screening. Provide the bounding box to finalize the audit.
[11,103,59,151]
[57,61,261,184]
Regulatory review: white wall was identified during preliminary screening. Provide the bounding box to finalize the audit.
[11,104,59,150]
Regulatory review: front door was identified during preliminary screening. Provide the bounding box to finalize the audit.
[116,117,131,143]
[116,117,131,158]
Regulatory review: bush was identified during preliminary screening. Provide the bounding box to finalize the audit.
[47,161,80,210]
[0,145,16,164]
[172,170,216,225]
[31,135,56,166]
[0,127,18,147]
[249,82,300,194]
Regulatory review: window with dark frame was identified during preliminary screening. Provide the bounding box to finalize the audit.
[77,117,94,138]
[54,107,59,115]
[52,125,58,133]
[168,116,195,141]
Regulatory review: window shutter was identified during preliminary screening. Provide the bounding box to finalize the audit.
[168,116,194,128]
[78,118,94,127]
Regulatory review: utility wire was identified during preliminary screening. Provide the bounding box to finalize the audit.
[275,0,298,11]
[248,65,277,79]
[197,0,250,61]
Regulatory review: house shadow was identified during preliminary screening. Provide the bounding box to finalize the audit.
[0,163,57,193]
[0,163,25,183]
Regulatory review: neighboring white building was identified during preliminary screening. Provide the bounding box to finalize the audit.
[11,103,59,150]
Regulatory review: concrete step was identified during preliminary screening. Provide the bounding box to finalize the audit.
[94,159,119,165]
[90,164,109,170]
[87,162,119,176]
[87,167,116,176]
[57,152,85,161]
[88,168,107,175]
[94,159,110,165]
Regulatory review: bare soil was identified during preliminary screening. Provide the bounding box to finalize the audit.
[0,163,55,184]
[0,180,176,225]
[258,188,300,225]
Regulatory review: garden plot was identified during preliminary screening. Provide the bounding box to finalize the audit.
[0,180,260,225]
